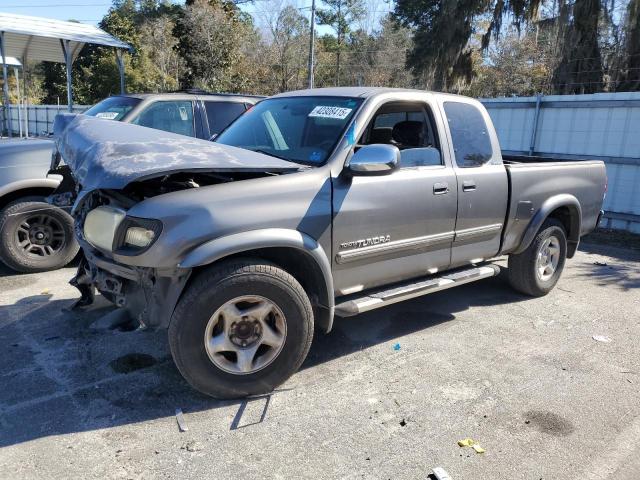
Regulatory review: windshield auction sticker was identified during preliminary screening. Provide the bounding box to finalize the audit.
[309,106,353,120]
[95,112,119,120]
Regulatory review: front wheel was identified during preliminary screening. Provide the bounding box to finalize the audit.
[507,218,567,297]
[0,198,79,273]
[168,260,314,399]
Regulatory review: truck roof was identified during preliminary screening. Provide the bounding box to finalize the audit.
[270,86,475,102]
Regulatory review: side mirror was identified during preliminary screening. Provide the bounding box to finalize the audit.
[346,144,400,176]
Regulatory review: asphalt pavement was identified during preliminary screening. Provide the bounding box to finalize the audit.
[0,241,638,480]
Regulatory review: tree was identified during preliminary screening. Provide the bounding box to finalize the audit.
[176,0,258,92]
[465,26,554,97]
[137,16,185,92]
[269,6,309,92]
[551,0,604,94]
[614,0,640,91]
[317,0,365,85]
[342,15,413,87]
[393,0,543,90]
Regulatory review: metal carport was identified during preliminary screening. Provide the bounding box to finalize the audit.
[0,12,131,137]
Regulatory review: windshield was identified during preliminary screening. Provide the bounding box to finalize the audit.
[84,96,141,121]
[215,96,363,165]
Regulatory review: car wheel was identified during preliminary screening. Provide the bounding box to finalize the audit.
[507,218,567,297]
[168,259,314,399]
[0,198,80,273]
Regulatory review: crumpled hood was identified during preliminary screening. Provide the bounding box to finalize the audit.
[54,113,300,192]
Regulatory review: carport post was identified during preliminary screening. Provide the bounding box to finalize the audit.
[115,48,125,94]
[0,31,12,137]
[60,39,73,112]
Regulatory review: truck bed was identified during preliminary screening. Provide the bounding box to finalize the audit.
[500,154,607,255]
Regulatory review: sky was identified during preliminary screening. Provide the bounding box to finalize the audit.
[0,0,114,24]
[0,0,327,29]
[0,0,391,36]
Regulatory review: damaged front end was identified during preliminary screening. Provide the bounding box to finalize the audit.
[68,188,192,329]
[52,114,302,329]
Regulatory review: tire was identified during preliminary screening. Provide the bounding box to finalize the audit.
[507,218,567,297]
[0,198,80,273]
[168,259,314,399]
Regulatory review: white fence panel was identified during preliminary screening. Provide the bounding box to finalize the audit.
[5,104,90,136]
[482,92,640,234]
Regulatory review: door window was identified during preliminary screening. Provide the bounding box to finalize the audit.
[443,101,493,168]
[132,101,195,137]
[204,101,247,136]
[362,102,441,168]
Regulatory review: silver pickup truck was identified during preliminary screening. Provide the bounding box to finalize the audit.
[51,87,607,399]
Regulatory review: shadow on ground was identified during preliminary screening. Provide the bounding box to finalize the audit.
[576,242,640,291]
[0,269,530,448]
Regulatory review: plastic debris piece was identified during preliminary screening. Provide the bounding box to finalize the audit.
[457,438,474,447]
[175,408,188,432]
[41,289,50,295]
[432,467,452,480]
[472,444,485,454]
[592,335,612,343]
[393,343,401,351]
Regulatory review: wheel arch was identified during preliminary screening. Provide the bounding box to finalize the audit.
[514,194,581,258]
[178,229,335,332]
[0,179,60,211]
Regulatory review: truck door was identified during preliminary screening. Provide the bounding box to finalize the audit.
[440,99,508,267]
[331,99,457,295]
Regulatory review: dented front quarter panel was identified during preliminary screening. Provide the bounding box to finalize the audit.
[111,167,333,269]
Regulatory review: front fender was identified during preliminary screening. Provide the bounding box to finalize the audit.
[513,194,582,257]
[0,178,61,200]
[179,228,335,326]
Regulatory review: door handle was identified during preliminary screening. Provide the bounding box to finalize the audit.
[433,182,449,195]
[462,180,477,192]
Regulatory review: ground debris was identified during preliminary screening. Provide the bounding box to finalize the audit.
[181,440,203,452]
[432,467,452,480]
[175,408,188,432]
[393,343,401,351]
[592,335,612,343]
[458,437,485,454]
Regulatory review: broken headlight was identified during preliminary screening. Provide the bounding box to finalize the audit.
[83,206,126,251]
[114,217,163,255]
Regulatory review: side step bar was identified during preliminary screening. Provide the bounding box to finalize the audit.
[334,264,501,317]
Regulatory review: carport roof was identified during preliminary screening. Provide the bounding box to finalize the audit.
[0,13,131,64]
[2,56,21,67]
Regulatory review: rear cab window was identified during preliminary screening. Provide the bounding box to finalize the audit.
[204,101,247,136]
[443,101,494,168]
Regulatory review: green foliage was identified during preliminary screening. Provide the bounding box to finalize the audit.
[393,0,542,90]
[317,0,366,83]
[25,0,640,105]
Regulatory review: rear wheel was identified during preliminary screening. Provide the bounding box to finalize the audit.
[0,198,79,273]
[507,218,567,297]
[168,259,314,399]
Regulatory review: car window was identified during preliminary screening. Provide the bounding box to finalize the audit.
[131,101,195,137]
[84,96,140,121]
[216,96,362,166]
[204,101,247,136]
[443,101,493,168]
[362,102,442,168]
